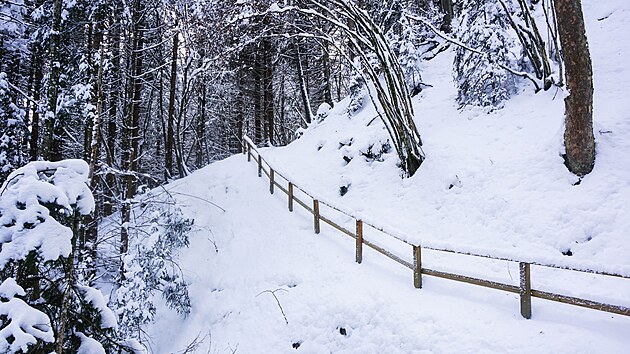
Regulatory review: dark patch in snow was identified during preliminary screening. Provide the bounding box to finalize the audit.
[339,327,347,336]
[360,141,391,162]
[339,184,350,196]
[292,341,301,349]
[562,249,573,257]
[338,138,353,149]
[598,13,613,21]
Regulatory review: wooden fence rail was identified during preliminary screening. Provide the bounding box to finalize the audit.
[242,136,630,319]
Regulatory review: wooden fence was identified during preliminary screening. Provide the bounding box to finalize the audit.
[242,136,630,319]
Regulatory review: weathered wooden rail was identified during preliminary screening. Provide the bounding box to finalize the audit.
[243,136,630,319]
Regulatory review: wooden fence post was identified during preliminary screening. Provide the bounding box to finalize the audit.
[313,199,320,234]
[288,183,294,212]
[269,169,275,194]
[257,155,262,177]
[247,145,251,162]
[413,245,422,289]
[356,220,363,264]
[519,262,532,319]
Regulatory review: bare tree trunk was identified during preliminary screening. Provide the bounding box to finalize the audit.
[196,78,206,167]
[29,50,42,161]
[84,26,105,283]
[439,0,453,32]
[45,0,64,162]
[294,41,313,124]
[104,10,120,217]
[254,51,263,144]
[120,0,144,265]
[166,31,178,180]
[554,0,595,176]
[322,47,333,107]
[263,38,274,144]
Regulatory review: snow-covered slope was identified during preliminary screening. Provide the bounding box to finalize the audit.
[148,156,629,353]
[262,0,630,270]
[147,1,630,352]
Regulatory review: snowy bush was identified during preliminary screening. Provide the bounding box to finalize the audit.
[0,160,116,353]
[453,0,519,108]
[113,192,193,343]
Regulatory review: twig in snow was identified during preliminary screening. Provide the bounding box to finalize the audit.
[167,191,226,213]
[256,288,289,325]
[178,331,211,354]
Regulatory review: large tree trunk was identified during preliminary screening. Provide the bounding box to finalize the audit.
[554,0,595,176]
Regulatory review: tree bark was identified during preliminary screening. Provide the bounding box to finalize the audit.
[294,41,313,125]
[439,0,453,33]
[45,0,64,162]
[120,0,144,263]
[165,31,178,180]
[254,51,263,144]
[29,50,42,161]
[263,38,274,144]
[554,0,595,176]
[104,9,120,217]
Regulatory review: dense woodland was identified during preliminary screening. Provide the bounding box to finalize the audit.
[0,0,594,352]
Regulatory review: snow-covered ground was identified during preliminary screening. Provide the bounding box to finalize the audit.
[147,155,630,353]
[146,1,630,352]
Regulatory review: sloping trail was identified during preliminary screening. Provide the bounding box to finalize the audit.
[146,155,630,353]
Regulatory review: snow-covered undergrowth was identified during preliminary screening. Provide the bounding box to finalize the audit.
[146,1,630,352]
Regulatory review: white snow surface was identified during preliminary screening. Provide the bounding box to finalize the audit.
[76,332,106,354]
[147,1,630,352]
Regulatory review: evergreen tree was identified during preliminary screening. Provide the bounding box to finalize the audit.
[0,73,27,185]
[0,160,117,352]
[453,0,519,108]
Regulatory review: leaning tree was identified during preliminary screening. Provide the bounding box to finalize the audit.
[239,0,426,176]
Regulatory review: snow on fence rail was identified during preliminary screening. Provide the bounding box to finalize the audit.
[242,135,630,319]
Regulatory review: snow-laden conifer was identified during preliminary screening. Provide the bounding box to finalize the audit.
[453,0,519,108]
[0,160,116,353]
[0,73,27,185]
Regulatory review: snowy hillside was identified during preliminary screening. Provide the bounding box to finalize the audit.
[262,0,630,270]
[145,1,630,352]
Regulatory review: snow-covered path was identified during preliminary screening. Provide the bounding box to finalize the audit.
[147,156,630,353]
